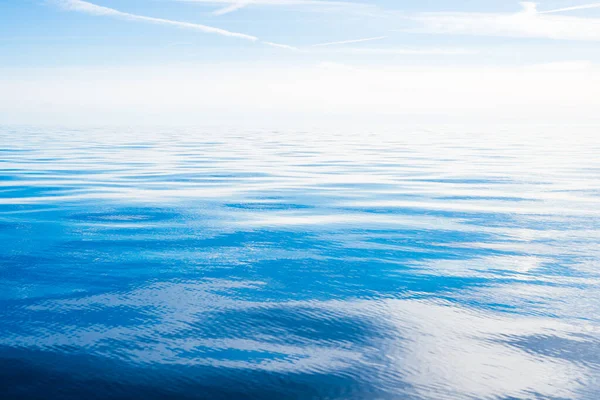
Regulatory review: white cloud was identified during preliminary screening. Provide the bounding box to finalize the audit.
[311,36,387,47]
[405,2,600,41]
[520,1,538,14]
[52,0,258,41]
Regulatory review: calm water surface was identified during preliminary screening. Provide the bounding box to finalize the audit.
[1,125,599,399]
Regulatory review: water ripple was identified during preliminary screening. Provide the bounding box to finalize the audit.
[1,125,599,399]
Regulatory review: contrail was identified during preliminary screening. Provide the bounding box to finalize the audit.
[53,0,258,40]
[263,41,302,51]
[312,36,386,47]
[539,3,600,14]
[213,1,251,15]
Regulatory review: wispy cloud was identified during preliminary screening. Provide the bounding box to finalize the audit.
[180,0,360,7]
[263,41,302,51]
[404,2,600,41]
[311,36,387,47]
[212,1,250,15]
[539,3,600,14]
[52,0,258,40]
[179,0,366,15]
[331,47,476,55]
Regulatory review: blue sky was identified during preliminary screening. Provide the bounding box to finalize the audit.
[2,1,600,125]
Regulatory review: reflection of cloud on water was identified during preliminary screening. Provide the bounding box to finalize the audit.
[4,278,598,399]
[364,299,595,399]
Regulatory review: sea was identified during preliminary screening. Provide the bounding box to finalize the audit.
[1,124,599,399]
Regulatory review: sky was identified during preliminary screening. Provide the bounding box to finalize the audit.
[1,0,600,125]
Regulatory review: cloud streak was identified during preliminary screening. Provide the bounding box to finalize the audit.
[404,2,600,41]
[212,1,250,15]
[331,47,476,55]
[180,0,361,7]
[263,41,302,51]
[178,0,368,15]
[539,3,600,14]
[311,36,387,47]
[53,0,258,41]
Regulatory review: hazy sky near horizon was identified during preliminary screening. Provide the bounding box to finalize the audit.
[2,0,600,125]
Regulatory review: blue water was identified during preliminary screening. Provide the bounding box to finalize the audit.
[1,125,599,399]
